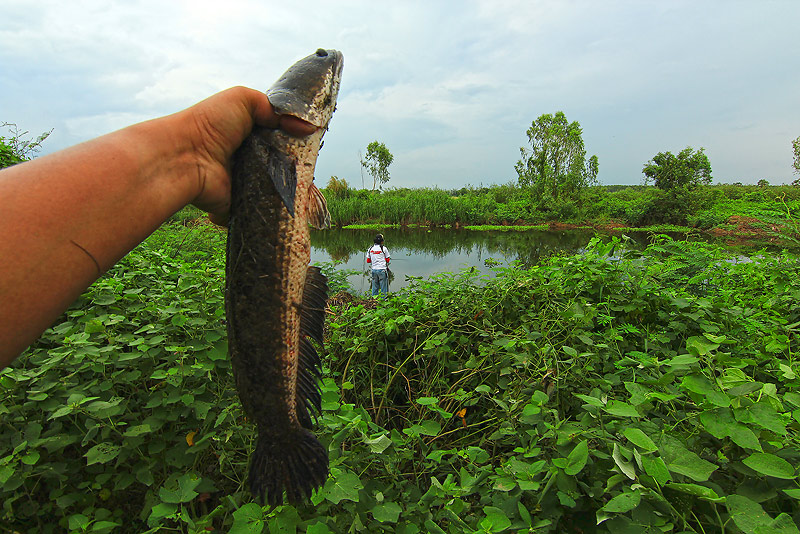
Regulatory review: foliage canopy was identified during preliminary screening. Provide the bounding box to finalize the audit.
[515,111,598,200]
[360,141,394,191]
[642,147,712,190]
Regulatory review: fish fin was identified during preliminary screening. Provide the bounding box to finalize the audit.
[295,266,327,428]
[245,131,297,217]
[249,427,328,506]
[307,182,331,229]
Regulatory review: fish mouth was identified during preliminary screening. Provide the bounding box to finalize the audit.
[266,49,344,129]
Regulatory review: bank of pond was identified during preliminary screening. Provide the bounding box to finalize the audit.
[2,225,800,533]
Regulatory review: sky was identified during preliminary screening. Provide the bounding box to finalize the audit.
[2,0,799,189]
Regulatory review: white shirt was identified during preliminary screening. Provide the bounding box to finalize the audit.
[366,244,390,270]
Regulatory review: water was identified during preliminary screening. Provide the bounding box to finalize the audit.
[309,227,654,293]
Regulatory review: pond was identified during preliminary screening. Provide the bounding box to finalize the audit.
[309,227,660,293]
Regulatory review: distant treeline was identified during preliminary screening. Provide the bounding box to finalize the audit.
[322,183,800,230]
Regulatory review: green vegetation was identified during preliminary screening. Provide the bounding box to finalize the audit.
[3,223,800,533]
[0,122,52,168]
[361,141,394,191]
[323,183,800,243]
[515,111,598,201]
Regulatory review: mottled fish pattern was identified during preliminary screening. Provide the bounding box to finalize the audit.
[225,49,343,506]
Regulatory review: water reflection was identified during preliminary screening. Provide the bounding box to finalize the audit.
[309,228,651,293]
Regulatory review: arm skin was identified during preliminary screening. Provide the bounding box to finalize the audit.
[0,86,316,369]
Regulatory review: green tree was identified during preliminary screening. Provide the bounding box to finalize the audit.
[642,147,712,190]
[514,111,598,200]
[1,122,52,169]
[361,141,394,191]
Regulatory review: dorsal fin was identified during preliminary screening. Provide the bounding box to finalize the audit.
[307,182,331,229]
[295,266,328,428]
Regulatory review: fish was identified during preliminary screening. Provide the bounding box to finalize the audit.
[225,48,343,506]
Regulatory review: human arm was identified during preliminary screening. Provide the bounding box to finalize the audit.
[0,86,315,369]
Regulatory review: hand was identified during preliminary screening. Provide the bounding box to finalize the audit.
[185,86,317,225]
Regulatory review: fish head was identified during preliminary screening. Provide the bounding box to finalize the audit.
[267,49,343,130]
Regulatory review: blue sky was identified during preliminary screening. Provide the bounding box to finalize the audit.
[2,0,799,188]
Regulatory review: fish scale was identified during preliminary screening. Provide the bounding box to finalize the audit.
[225,49,343,506]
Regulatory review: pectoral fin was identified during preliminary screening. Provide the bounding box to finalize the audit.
[248,132,297,217]
[308,182,331,229]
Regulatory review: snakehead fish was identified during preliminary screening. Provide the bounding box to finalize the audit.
[225,49,343,506]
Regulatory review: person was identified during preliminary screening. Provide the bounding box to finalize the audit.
[366,233,391,297]
[0,86,317,370]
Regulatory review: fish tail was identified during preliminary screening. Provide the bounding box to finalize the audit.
[249,427,329,506]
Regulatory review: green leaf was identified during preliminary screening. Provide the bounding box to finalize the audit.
[602,491,641,513]
[612,443,636,480]
[85,443,121,465]
[666,483,724,502]
[306,522,333,534]
[623,428,657,452]
[743,453,796,479]
[363,433,392,454]
[686,335,720,356]
[372,501,402,523]
[230,502,264,534]
[727,495,773,534]
[323,470,363,504]
[564,440,589,476]
[641,455,672,485]
[574,393,604,407]
[667,354,699,367]
[415,397,438,405]
[159,473,201,503]
[746,402,787,436]
[480,506,511,533]
[728,424,763,451]
[603,401,639,418]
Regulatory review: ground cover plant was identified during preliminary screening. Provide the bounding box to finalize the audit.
[2,223,800,533]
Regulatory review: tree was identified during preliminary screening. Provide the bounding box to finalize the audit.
[642,147,712,190]
[514,111,598,200]
[792,136,800,187]
[1,122,52,169]
[361,141,393,191]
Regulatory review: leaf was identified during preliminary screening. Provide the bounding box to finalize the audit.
[686,335,720,356]
[666,482,724,502]
[85,443,121,465]
[746,402,787,436]
[371,501,402,523]
[230,502,264,534]
[159,473,201,503]
[667,451,717,482]
[602,491,641,513]
[727,495,773,534]
[415,397,438,405]
[323,470,363,504]
[612,443,636,480]
[623,428,657,452]
[306,522,333,534]
[564,440,589,476]
[480,506,511,533]
[728,424,763,451]
[363,433,392,454]
[667,354,699,367]
[574,393,604,407]
[641,455,672,485]
[123,424,152,437]
[186,431,197,447]
[603,401,639,418]
[743,453,796,479]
